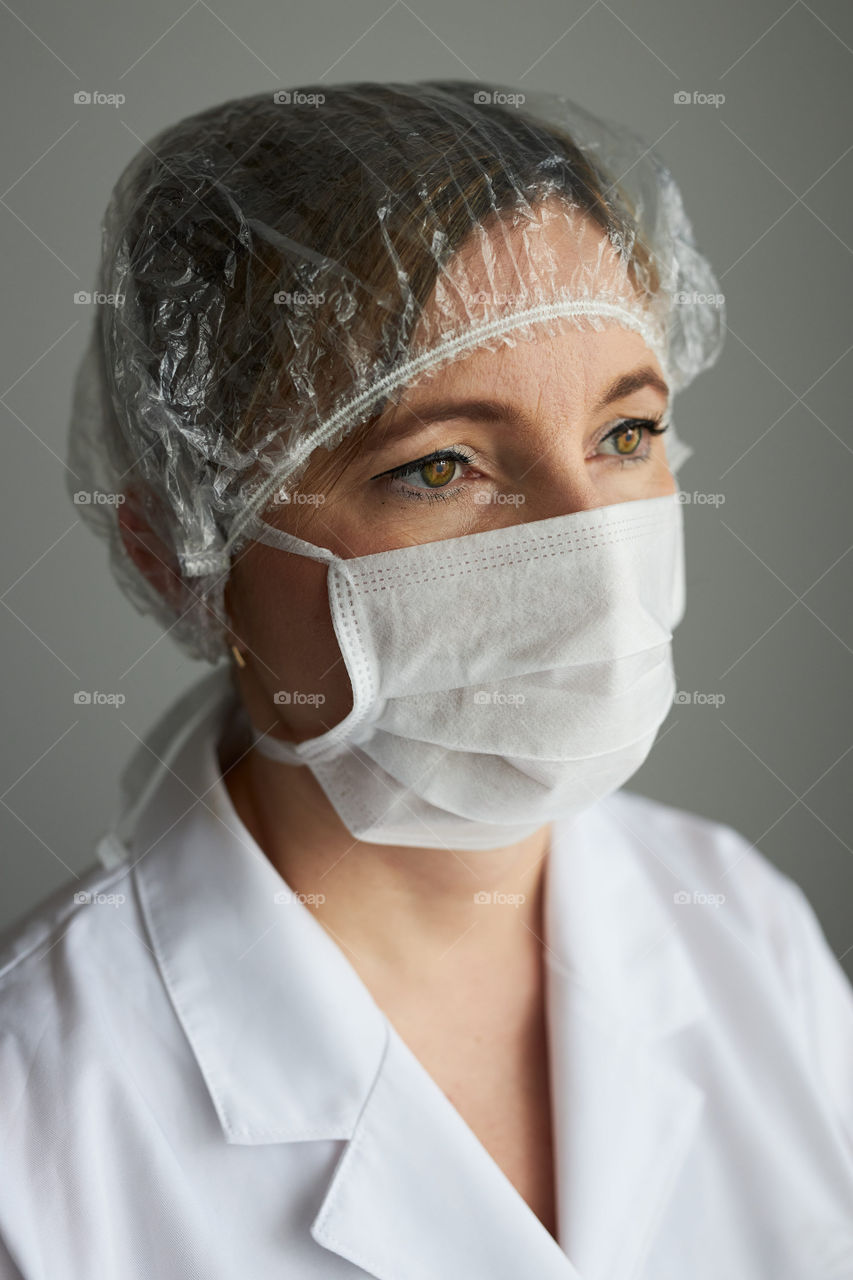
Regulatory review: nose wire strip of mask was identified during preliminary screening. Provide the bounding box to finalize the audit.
[242,497,676,574]
[344,514,672,594]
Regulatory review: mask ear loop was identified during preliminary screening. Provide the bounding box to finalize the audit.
[230,511,360,763]
[240,511,340,566]
[228,513,340,672]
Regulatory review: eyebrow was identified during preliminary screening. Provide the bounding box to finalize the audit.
[365,365,670,451]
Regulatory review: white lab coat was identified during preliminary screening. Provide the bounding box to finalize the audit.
[1,668,852,1280]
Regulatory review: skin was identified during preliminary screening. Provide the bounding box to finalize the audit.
[118,208,677,1241]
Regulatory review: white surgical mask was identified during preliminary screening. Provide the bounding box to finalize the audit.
[240,492,685,850]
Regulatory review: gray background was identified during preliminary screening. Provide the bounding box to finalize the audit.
[2,0,851,975]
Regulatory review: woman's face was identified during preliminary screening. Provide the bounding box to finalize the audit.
[224,320,677,745]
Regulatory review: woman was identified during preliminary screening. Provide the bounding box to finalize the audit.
[1,81,851,1279]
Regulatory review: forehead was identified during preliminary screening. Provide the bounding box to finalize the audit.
[397,321,668,414]
[420,197,637,335]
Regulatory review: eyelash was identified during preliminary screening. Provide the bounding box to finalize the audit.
[377,418,670,502]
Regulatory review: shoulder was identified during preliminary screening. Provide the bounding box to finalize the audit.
[0,855,151,1079]
[0,850,200,1188]
[597,787,848,980]
[598,787,806,935]
[599,786,774,876]
[592,789,853,1139]
[564,787,819,995]
[0,856,137,988]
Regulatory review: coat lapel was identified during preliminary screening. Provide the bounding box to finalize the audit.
[311,1024,582,1280]
[544,797,709,1280]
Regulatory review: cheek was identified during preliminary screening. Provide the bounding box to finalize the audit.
[229,550,355,738]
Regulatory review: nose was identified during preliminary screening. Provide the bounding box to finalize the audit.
[508,438,676,522]
[513,467,609,523]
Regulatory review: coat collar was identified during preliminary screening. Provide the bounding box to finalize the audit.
[126,669,709,1280]
[131,667,388,1144]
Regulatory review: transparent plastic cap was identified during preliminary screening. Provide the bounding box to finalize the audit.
[67,79,725,664]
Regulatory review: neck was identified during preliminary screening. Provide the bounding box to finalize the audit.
[222,744,551,985]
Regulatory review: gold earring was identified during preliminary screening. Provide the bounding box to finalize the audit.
[231,644,247,669]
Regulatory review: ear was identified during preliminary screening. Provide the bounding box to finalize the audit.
[116,489,187,617]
